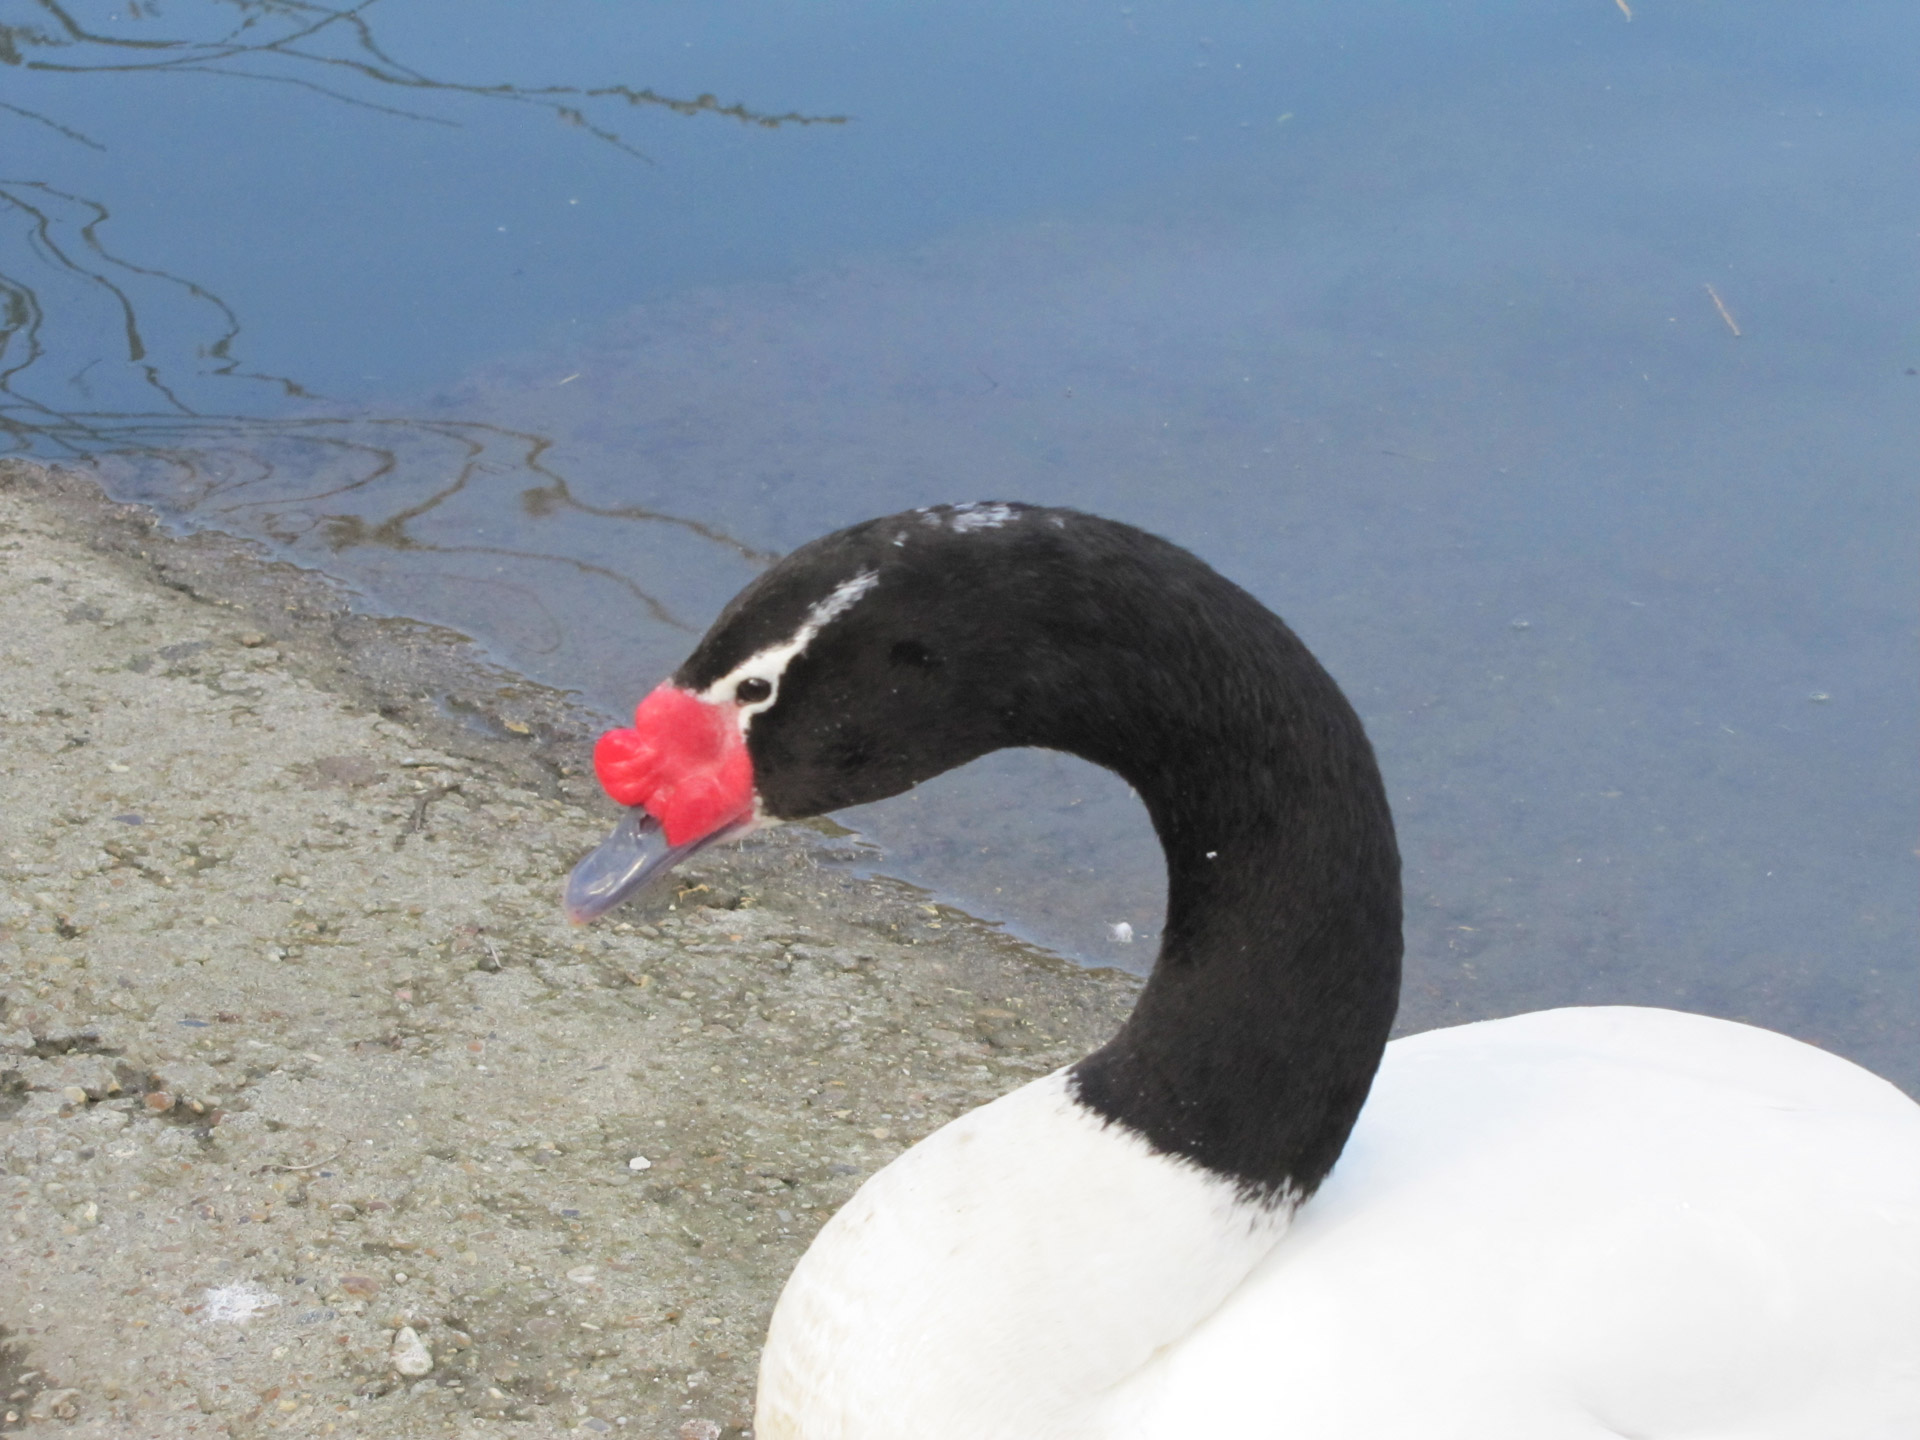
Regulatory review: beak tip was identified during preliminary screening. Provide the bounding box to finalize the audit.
[561,806,751,925]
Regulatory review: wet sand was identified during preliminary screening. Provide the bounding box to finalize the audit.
[0,461,1139,1439]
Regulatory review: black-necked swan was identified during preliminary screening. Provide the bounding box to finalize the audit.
[564,503,1920,1439]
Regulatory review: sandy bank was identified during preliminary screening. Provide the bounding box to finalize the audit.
[0,461,1138,1439]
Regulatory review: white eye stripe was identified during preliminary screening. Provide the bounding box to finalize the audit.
[697,570,880,733]
[810,570,882,626]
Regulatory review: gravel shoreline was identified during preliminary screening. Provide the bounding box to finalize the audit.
[0,461,1139,1439]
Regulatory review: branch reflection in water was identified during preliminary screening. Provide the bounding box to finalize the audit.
[5,0,845,154]
[2,0,812,659]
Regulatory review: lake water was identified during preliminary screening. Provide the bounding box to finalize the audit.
[5,0,1914,1088]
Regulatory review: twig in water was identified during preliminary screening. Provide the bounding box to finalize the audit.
[1704,284,1742,337]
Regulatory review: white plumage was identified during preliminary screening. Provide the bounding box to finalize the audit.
[759,1008,1920,1439]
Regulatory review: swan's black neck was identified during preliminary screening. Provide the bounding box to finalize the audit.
[1003,529,1402,1203]
[683,506,1403,1203]
[1059,590,1402,1203]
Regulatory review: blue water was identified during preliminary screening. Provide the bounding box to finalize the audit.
[5,0,1914,1087]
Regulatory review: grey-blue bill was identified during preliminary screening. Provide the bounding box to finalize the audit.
[563,807,752,924]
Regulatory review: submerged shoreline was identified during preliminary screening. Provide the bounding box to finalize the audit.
[0,460,1139,1438]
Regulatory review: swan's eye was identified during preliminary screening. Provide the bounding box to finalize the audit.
[736,677,773,705]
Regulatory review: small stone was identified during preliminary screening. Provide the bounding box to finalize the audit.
[27,1388,81,1422]
[144,1090,174,1112]
[627,1156,652,1171]
[61,1086,88,1106]
[678,1422,721,1440]
[565,1265,598,1286]
[338,1274,381,1297]
[237,631,268,647]
[389,1325,434,1378]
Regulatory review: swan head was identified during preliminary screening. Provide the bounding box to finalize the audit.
[566,502,1072,920]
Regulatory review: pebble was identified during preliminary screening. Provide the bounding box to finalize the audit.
[677,1422,721,1440]
[389,1325,434,1377]
[27,1388,81,1423]
[627,1155,652,1171]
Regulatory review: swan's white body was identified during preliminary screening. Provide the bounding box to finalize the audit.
[758,1007,1920,1439]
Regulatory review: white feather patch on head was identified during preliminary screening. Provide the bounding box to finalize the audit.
[698,569,880,730]
[948,501,1017,532]
[908,502,1019,535]
[809,569,881,627]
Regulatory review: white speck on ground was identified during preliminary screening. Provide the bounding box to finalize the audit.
[200,1282,280,1325]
